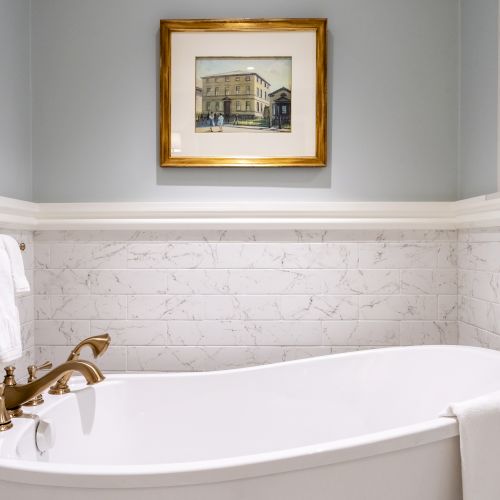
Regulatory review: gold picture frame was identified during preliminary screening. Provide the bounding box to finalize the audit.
[160,18,327,168]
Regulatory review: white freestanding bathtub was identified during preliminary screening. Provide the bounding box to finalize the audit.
[1,345,500,500]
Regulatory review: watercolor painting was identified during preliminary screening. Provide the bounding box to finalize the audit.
[195,57,292,133]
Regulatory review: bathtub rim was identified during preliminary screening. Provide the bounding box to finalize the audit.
[0,418,459,489]
[1,344,497,489]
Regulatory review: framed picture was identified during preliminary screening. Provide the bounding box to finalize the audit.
[160,18,327,168]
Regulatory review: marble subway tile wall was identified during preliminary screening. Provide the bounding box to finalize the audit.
[34,230,458,371]
[458,228,500,349]
[0,229,35,379]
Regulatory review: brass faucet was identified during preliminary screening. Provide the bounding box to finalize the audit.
[49,334,111,395]
[3,360,105,413]
[0,384,13,431]
[23,361,53,406]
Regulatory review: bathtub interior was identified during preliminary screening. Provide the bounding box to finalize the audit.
[2,346,500,468]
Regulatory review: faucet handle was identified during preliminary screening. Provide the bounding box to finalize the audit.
[27,361,52,383]
[3,370,23,417]
[23,361,53,407]
[3,366,17,386]
[37,361,52,370]
[0,383,13,432]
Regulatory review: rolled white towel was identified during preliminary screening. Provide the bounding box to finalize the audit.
[0,235,29,363]
[441,391,500,500]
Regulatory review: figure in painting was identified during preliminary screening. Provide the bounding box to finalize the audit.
[217,113,224,132]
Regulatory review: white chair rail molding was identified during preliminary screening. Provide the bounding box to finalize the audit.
[2,193,500,230]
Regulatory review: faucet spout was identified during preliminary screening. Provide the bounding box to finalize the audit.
[4,360,105,411]
[70,333,111,360]
[49,334,110,395]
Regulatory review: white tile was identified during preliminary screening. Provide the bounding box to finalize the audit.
[127,243,216,269]
[400,321,457,345]
[90,270,168,294]
[167,269,230,294]
[401,269,457,295]
[35,269,90,294]
[50,243,127,269]
[203,295,282,320]
[359,295,437,320]
[437,242,457,268]
[47,295,127,320]
[330,346,376,354]
[371,230,457,242]
[458,322,500,350]
[24,228,467,373]
[243,321,323,346]
[34,230,82,242]
[165,320,322,346]
[458,229,500,243]
[358,243,437,269]
[35,320,91,345]
[280,295,358,320]
[458,269,472,297]
[165,320,243,345]
[91,320,166,345]
[458,241,500,272]
[438,295,458,320]
[127,346,199,371]
[282,346,334,361]
[322,321,400,346]
[227,269,317,294]
[345,270,400,295]
[165,269,399,295]
[127,346,284,371]
[458,269,500,303]
[458,296,500,334]
[34,243,51,269]
[35,295,52,320]
[35,230,145,242]
[127,295,204,320]
[214,243,358,269]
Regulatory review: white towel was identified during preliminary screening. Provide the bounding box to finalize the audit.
[441,391,500,500]
[0,235,30,363]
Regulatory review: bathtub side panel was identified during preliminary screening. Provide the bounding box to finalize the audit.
[0,437,462,500]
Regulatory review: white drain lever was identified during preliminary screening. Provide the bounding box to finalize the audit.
[35,420,55,453]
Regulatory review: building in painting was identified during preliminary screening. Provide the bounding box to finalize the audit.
[200,71,271,119]
[269,87,291,128]
[195,86,203,118]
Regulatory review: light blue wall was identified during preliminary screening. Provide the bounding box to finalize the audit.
[0,0,32,201]
[31,0,460,202]
[459,0,499,199]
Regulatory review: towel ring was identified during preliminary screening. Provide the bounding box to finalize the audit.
[19,243,26,252]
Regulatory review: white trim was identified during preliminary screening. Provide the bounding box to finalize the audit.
[0,196,38,230]
[455,192,500,227]
[30,218,457,231]
[35,201,456,230]
[3,194,500,230]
